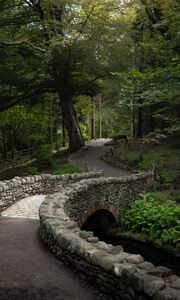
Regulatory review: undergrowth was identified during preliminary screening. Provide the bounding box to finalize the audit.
[120,192,180,248]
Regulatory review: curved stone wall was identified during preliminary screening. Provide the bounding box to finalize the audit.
[39,173,180,300]
[0,171,103,212]
[64,172,153,226]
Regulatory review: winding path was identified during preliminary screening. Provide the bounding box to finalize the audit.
[69,139,130,177]
[0,139,129,300]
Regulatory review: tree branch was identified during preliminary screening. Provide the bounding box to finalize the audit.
[0,87,55,112]
[0,39,45,52]
[140,0,168,35]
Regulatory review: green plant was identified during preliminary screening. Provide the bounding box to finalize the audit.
[138,153,165,171]
[120,192,180,247]
[53,165,81,175]
[25,167,39,176]
[80,123,91,141]
[36,144,54,168]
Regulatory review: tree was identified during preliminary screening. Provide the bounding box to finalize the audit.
[105,0,180,138]
[0,0,134,151]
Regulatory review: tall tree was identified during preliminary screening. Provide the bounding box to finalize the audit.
[0,0,134,151]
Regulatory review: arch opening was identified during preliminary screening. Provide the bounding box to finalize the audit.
[81,209,117,239]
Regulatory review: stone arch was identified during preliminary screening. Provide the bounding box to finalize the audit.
[81,209,117,239]
[79,203,118,228]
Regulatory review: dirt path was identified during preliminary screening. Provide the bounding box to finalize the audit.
[69,139,130,177]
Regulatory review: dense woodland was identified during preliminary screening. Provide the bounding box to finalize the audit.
[0,0,180,249]
[0,0,179,156]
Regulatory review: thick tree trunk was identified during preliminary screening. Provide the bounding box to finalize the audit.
[60,99,85,152]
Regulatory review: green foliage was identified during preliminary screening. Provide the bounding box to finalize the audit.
[138,152,165,169]
[35,144,54,168]
[53,165,81,175]
[120,192,180,247]
[112,138,180,187]
[80,124,91,141]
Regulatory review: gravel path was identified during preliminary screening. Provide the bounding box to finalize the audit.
[1,195,45,219]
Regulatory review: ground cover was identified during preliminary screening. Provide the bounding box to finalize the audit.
[0,155,81,180]
[119,192,180,249]
[103,135,180,249]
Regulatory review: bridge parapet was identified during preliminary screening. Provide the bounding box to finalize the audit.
[64,172,153,226]
[39,172,180,300]
[0,171,103,212]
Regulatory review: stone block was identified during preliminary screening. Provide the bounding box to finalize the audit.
[143,275,166,297]
[127,254,144,264]
[109,245,123,255]
[138,261,154,270]
[113,263,137,277]
[79,230,93,239]
[147,266,172,277]
[154,287,180,300]
[87,237,99,243]
[171,278,180,290]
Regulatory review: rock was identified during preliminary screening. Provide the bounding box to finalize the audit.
[96,241,110,251]
[154,287,180,300]
[127,254,144,264]
[87,237,99,243]
[143,275,166,297]
[96,252,129,272]
[79,230,93,239]
[66,221,78,229]
[171,278,180,290]
[67,239,80,253]
[137,261,154,271]
[109,245,123,255]
[91,251,108,265]
[129,269,146,292]
[113,263,137,277]
[148,266,172,277]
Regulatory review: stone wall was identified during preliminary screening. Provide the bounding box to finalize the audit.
[0,171,103,212]
[64,172,153,226]
[39,173,180,300]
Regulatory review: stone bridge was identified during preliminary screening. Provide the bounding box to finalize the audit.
[64,172,153,228]
[1,172,179,300]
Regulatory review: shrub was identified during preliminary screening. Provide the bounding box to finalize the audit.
[53,165,81,175]
[120,192,180,247]
[25,166,39,176]
[138,153,165,171]
[36,144,54,168]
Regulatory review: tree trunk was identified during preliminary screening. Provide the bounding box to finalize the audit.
[62,121,66,147]
[60,99,85,152]
[2,128,8,159]
[11,129,15,159]
[136,99,143,138]
[91,97,96,139]
[98,96,102,139]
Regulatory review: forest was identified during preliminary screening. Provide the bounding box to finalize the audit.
[0,0,180,279]
[0,0,179,179]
